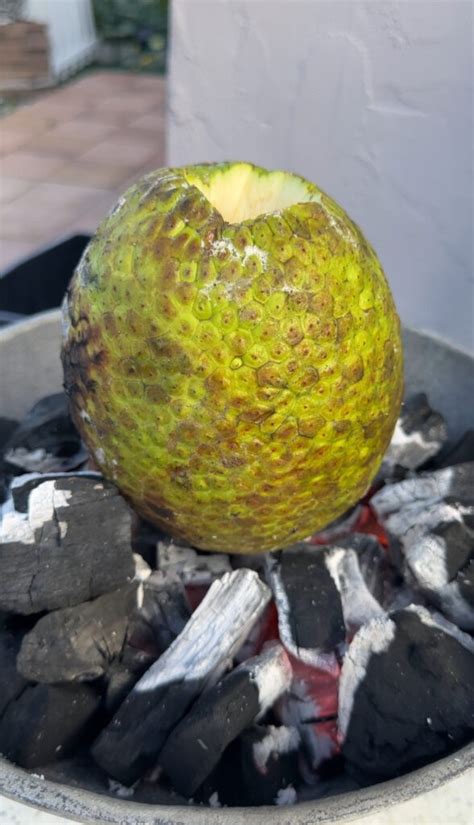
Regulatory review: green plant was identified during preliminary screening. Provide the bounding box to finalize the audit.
[92,0,168,41]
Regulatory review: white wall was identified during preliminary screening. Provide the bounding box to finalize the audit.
[168,0,473,352]
[26,0,97,80]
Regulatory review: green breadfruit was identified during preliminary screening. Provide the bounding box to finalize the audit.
[62,162,403,553]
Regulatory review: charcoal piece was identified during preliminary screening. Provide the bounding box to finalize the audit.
[105,663,141,714]
[381,393,448,475]
[157,541,232,585]
[0,477,135,614]
[159,643,292,797]
[0,417,18,452]
[92,569,271,785]
[132,516,168,568]
[10,470,102,513]
[312,504,362,544]
[17,585,138,683]
[0,629,28,717]
[3,393,86,474]
[372,463,474,518]
[267,545,344,672]
[339,606,474,781]
[236,725,301,806]
[382,497,474,540]
[33,750,109,796]
[325,544,385,631]
[336,534,386,605]
[128,571,191,659]
[436,430,474,469]
[0,683,100,768]
[298,719,339,772]
[401,522,474,630]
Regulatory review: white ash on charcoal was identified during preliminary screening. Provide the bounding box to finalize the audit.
[325,539,386,633]
[0,682,101,768]
[266,545,345,674]
[277,662,340,776]
[9,469,102,512]
[157,540,232,585]
[16,584,139,684]
[0,476,135,614]
[92,568,271,785]
[338,605,474,782]
[372,462,474,517]
[2,393,87,475]
[380,393,448,478]
[159,643,292,797]
[218,724,301,807]
[372,467,474,629]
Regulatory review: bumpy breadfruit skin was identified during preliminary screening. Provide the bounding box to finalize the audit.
[62,163,403,553]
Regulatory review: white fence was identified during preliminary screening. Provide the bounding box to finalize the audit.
[25,0,97,80]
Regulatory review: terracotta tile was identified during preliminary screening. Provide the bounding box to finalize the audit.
[130,74,167,96]
[0,151,66,180]
[32,119,118,158]
[0,128,33,155]
[0,181,110,241]
[71,72,139,94]
[0,177,32,204]
[0,238,40,271]
[49,160,139,189]
[0,109,59,134]
[79,132,162,167]
[96,93,162,116]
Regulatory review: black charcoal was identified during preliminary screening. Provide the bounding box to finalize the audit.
[0,683,100,768]
[157,541,232,585]
[160,643,292,797]
[435,430,474,469]
[267,545,344,672]
[381,393,447,475]
[92,568,271,785]
[17,585,138,683]
[0,629,28,717]
[236,725,301,806]
[128,571,191,658]
[0,477,135,614]
[339,606,474,780]
[3,393,86,474]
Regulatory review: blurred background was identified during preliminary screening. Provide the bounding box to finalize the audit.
[0,0,472,349]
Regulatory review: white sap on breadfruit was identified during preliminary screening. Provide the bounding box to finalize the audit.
[338,616,396,739]
[275,786,297,806]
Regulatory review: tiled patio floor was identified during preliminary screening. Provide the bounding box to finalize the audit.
[0,71,166,271]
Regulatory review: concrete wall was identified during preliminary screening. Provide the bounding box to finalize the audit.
[168,0,473,352]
